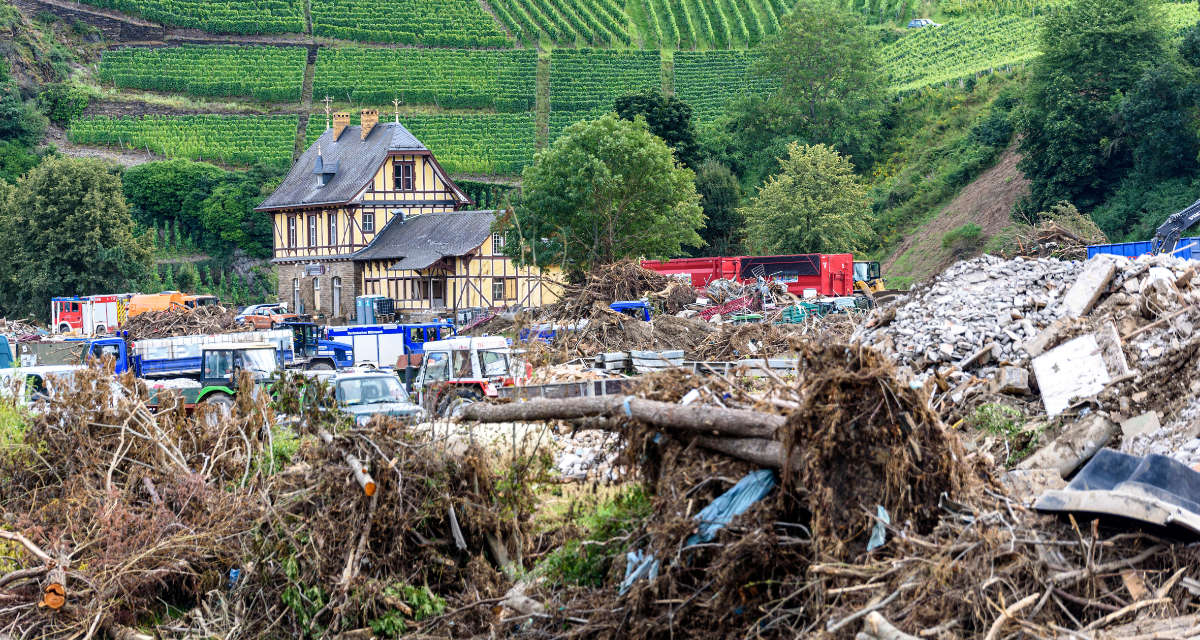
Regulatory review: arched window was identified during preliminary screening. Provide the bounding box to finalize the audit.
[332,276,342,316]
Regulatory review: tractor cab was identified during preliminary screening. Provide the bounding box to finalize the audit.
[199,343,279,387]
[413,336,525,415]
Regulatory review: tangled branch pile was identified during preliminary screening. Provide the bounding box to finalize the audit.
[123,305,240,339]
[553,260,671,320]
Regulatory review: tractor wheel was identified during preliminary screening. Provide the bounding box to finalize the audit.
[200,392,235,424]
[436,388,481,418]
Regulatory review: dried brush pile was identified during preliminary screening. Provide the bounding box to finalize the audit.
[123,305,241,339]
[553,260,671,321]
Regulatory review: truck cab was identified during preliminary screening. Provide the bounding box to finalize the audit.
[413,336,526,415]
[279,321,353,370]
[146,343,280,410]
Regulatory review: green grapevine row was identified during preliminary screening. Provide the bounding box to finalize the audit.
[68,115,298,167]
[880,15,1040,93]
[674,50,776,122]
[74,0,303,34]
[490,0,631,46]
[310,0,511,47]
[548,49,660,111]
[313,48,536,111]
[99,45,306,102]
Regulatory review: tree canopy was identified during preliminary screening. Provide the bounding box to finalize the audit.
[692,160,743,256]
[0,156,152,319]
[614,89,700,168]
[741,142,871,255]
[504,113,703,277]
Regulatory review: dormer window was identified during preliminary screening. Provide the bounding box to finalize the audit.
[318,173,330,188]
[313,153,338,188]
[394,161,414,191]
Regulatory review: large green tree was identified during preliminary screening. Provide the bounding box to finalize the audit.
[614,89,700,168]
[504,113,703,277]
[740,143,871,255]
[716,0,885,182]
[1017,0,1168,211]
[692,160,743,256]
[0,156,152,319]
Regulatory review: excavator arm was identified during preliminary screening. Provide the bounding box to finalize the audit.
[1152,197,1200,255]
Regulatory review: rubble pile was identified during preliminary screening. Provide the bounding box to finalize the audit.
[122,304,240,339]
[552,260,672,321]
[860,255,1080,377]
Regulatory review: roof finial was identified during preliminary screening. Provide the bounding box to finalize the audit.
[392,97,400,123]
[317,142,322,157]
[323,96,333,130]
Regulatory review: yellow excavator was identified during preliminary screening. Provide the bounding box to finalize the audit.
[854,261,903,305]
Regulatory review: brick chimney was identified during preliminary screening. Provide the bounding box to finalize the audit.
[360,108,379,140]
[332,111,350,141]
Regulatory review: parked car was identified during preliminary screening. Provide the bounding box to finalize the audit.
[906,18,941,28]
[236,304,299,329]
[330,371,426,424]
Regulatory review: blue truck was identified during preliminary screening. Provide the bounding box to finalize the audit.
[325,321,456,369]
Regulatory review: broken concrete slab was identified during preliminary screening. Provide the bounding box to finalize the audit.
[1001,468,1067,506]
[992,366,1030,395]
[1018,413,1118,478]
[1121,411,1161,440]
[1094,320,1131,378]
[1020,317,1070,358]
[1061,255,1117,318]
[1031,334,1111,417]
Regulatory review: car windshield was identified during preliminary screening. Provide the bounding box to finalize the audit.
[478,349,510,377]
[242,348,279,377]
[337,376,409,406]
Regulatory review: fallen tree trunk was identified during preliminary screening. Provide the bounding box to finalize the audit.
[460,397,783,439]
[316,428,377,497]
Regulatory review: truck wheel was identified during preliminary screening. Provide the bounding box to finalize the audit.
[437,389,481,418]
[58,324,71,334]
[94,325,106,335]
[309,362,334,371]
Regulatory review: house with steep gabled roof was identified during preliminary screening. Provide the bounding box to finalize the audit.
[256,109,559,320]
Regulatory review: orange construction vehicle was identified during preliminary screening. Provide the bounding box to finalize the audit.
[127,292,221,317]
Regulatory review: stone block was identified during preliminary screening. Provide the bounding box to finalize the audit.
[1120,412,1161,440]
[1061,256,1117,318]
[993,366,1030,395]
[1031,334,1110,417]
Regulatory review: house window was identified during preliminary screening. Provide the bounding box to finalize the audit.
[332,276,342,315]
[308,215,318,247]
[328,213,337,248]
[363,211,375,234]
[492,277,517,301]
[492,232,504,252]
[394,162,415,191]
[491,279,505,301]
[313,277,320,310]
[287,216,297,246]
[292,278,300,312]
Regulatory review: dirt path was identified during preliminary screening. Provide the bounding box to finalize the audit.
[881,147,1030,285]
[46,124,166,167]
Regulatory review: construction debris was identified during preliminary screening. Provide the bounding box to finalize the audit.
[122,304,240,339]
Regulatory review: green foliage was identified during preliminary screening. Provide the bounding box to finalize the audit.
[941,222,983,255]
[550,50,661,113]
[674,51,777,123]
[0,83,48,148]
[175,262,199,291]
[315,48,536,111]
[1181,21,1200,66]
[508,113,703,275]
[1091,174,1200,240]
[692,159,743,255]
[0,140,41,185]
[1017,0,1168,211]
[1114,63,1199,183]
[965,402,1041,464]
[456,180,518,209]
[368,584,447,637]
[36,83,89,126]
[0,156,153,320]
[742,142,871,254]
[0,399,27,449]
[68,114,297,168]
[614,88,700,167]
[99,45,307,102]
[74,0,304,34]
[539,486,652,587]
[880,16,1041,93]
[123,158,225,234]
[310,0,510,46]
[491,0,633,46]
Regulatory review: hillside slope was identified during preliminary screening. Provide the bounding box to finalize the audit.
[882,148,1029,285]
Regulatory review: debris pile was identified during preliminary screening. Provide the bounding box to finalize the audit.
[122,304,241,339]
[553,260,671,320]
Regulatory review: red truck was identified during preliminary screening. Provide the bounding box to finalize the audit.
[642,254,856,297]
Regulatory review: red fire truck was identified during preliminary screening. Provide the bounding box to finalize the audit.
[51,295,131,335]
[642,254,856,297]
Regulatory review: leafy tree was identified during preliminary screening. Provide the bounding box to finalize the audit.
[0,82,47,147]
[1114,64,1199,183]
[614,89,700,168]
[1017,0,1167,211]
[36,83,89,125]
[122,159,224,231]
[691,160,743,256]
[717,0,885,182]
[0,139,41,184]
[0,156,152,319]
[740,143,871,255]
[176,262,199,292]
[195,164,279,259]
[504,113,703,277]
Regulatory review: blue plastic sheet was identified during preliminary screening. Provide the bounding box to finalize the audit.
[620,469,777,595]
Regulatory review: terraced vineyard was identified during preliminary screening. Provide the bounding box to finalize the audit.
[99,45,307,102]
[489,0,632,46]
[310,0,510,46]
[548,49,660,111]
[75,0,303,34]
[68,115,299,167]
[305,114,536,175]
[674,50,775,122]
[313,49,536,111]
[880,15,1040,93]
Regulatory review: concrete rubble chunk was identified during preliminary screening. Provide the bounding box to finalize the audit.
[1061,255,1117,318]
[1121,412,1161,440]
[992,366,1030,395]
[1094,320,1131,378]
[1021,318,1069,358]
[1001,468,1067,506]
[1017,413,1118,478]
[1031,334,1111,417]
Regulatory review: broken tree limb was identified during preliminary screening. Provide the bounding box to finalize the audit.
[316,428,376,497]
[460,397,783,439]
[0,530,52,565]
[860,612,922,640]
[693,436,787,469]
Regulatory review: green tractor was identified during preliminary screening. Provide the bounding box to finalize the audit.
[146,342,280,411]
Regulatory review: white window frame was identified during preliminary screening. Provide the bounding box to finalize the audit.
[332,276,342,315]
[492,232,504,252]
[362,211,375,234]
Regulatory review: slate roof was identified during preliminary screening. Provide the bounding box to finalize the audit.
[352,210,497,270]
[256,122,431,211]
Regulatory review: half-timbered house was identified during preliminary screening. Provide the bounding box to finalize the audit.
[256,109,558,320]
